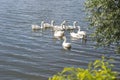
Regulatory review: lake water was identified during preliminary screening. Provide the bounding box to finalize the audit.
[0,0,120,80]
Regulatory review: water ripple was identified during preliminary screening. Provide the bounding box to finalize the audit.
[0,0,120,80]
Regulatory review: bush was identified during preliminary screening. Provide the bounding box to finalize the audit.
[49,57,118,80]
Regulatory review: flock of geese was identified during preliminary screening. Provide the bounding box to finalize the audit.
[31,20,87,50]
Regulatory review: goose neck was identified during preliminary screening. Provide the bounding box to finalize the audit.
[63,37,66,43]
[73,23,76,28]
[61,23,64,29]
[41,21,44,28]
[62,24,66,30]
[78,26,81,32]
[51,21,54,26]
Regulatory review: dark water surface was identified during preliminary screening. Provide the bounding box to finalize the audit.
[0,0,120,80]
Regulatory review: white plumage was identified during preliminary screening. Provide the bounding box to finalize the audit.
[65,21,77,30]
[62,36,71,50]
[52,20,66,31]
[31,24,41,30]
[31,21,44,30]
[70,21,87,39]
[54,30,64,38]
[43,20,55,28]
[77,26,86,36]
[70,32,83,39]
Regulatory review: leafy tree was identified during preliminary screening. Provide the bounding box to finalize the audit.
[85,0,120,53]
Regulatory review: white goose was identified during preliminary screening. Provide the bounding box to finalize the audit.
[70,31,83,39]
[53,20,66,31]
[43,20,54,28]
[62,36,71,50]
[54,30,64,38]
[70,22,87,39]
[31,21,44,30]
[65,21,77,30]
[77,26,86,36]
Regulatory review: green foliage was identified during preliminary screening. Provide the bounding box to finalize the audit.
[85,0,120,53]
[49,57,118,80]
